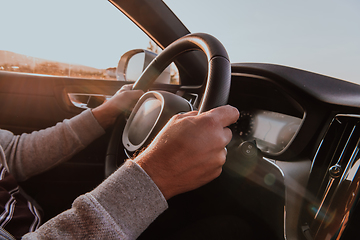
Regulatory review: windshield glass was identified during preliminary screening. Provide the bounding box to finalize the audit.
[164,0,360,85]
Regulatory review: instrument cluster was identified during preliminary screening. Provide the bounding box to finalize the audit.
[230,109,302,155]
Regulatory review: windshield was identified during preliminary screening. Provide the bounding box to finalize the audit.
[1,1,358,84]
[164,0,360,85]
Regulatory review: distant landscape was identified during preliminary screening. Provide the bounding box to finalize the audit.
[0,50,116,80]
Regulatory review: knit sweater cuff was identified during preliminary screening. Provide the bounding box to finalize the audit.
[90,160,168,239]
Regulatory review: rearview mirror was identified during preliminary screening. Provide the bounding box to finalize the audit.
[116,49,171,84]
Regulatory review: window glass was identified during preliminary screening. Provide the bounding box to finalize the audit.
[0,0,173,81]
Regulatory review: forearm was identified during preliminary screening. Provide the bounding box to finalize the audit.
[3,109,105,181]
[23,160,168,239]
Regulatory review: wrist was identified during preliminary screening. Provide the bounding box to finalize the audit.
[91,106,117,130]
[134,154,174,200]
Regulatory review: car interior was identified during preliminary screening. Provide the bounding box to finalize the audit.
[0,0,359,239]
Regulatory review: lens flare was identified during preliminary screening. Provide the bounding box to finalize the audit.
[264,173,276,186]
[308,204,335,225]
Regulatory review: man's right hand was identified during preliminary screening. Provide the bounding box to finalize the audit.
[134,105,239,200]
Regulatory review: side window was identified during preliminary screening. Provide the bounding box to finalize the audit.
[0,0,179,83]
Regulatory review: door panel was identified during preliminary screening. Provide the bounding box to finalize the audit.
[0,71,125,133]
[0,71,126,220]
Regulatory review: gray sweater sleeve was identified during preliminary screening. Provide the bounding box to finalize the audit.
[0,109,105,181]
[0,110,168,238]
[22,160,168,239]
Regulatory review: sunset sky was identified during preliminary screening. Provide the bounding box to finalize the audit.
[1,0,359,84]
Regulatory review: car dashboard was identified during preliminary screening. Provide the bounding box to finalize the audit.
[223,63,360,239]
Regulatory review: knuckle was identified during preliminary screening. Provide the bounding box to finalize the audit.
[201,114,218,128]
[172,114,183,121]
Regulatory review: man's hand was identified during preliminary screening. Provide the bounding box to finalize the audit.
[134,105,239,200]
[92,85,143,129]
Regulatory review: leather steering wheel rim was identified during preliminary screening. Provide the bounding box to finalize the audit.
[132,32,231,113]
[105,33,231,177]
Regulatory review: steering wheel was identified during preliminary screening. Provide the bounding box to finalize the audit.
[105,33,231,177]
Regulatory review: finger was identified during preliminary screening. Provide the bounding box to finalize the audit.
[211,128,232,152]
[174,110,198,119]
[130,89,145,97]
[222,127,233,146]
[206,105,239,127]
[213,148,228,166]
[121,84,134,90]
[116,89,144,98]
[117,84,134,94]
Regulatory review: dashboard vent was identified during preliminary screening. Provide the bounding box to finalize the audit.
[300,114,360,240]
